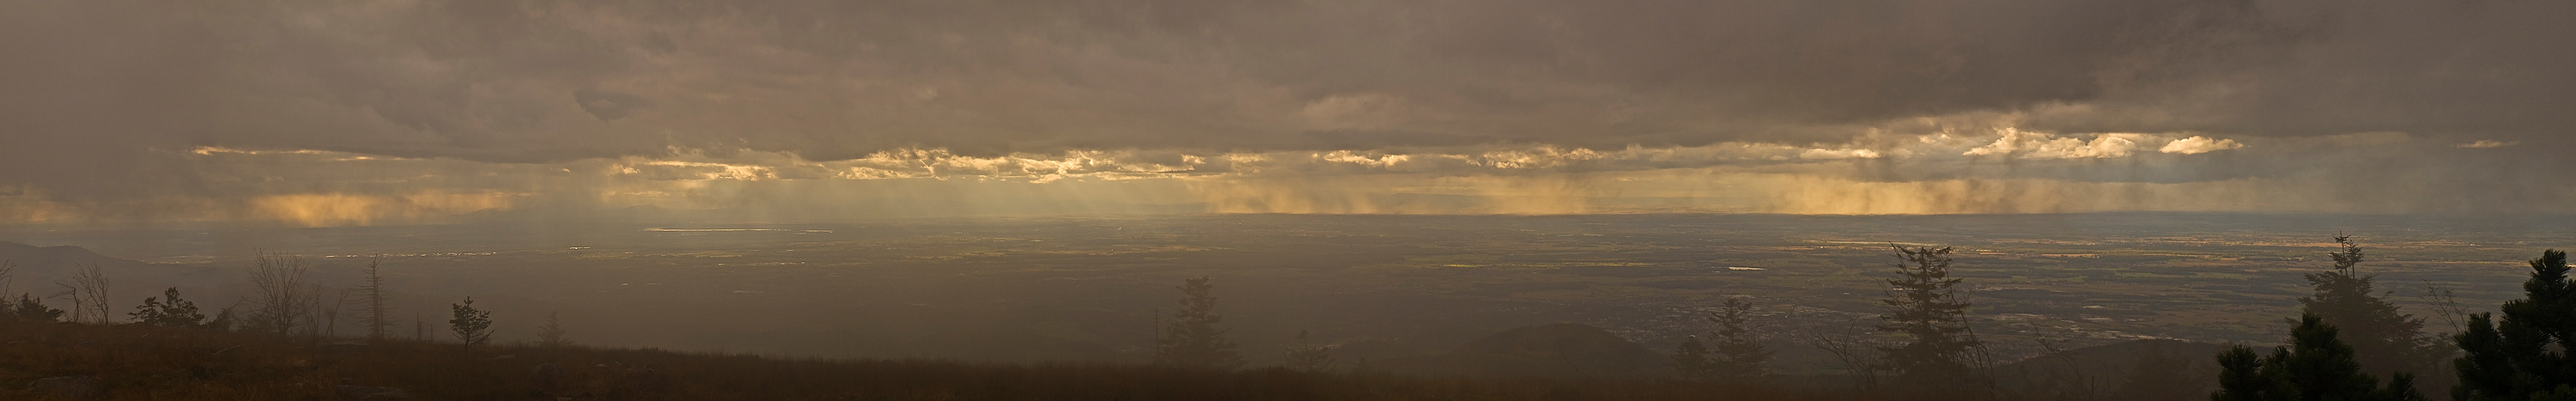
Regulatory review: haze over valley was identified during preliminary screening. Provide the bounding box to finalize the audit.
[4,212,2555,373]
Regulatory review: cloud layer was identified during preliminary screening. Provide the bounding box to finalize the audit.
[2,0,2572,224]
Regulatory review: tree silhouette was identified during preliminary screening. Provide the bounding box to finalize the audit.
[3,293,61,323]
[316,287,344,338]
[1679,297,1772,383]
[537,311,571,348]
[1877,246,1986,395]
[1155,276,1242,369]
[127,287,209,328]
[1674,336,1716,380]
[450,296,493,350]
[2213,313,2427,401]
[351,258,398,340]
[1282,329,1333,373]
[2452,250,2576,401]
[51,264,109,324]
[244,252,316,335]
[1709,297,1773,383]
[2297,236,2444,384]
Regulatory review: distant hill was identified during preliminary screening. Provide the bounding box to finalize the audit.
[0,241,153,272]
[0,241,228,307]
[1382,323,1674,379]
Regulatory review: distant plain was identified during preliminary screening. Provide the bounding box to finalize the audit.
[2,212,2561,372]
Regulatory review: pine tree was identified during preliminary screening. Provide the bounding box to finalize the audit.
[2452,250,2576,401]
[1155,276,1242,369]
[204,307,235,331]
[3,294,62,323]
[1877,246,1985,394]
[450,296,493,350]
[127,287,209,328]
[2213,343,2277,401]
[2298,236,2444,383]
[2210,313,2427,401]
[1709,297,1774,382]
[536,311,570,348]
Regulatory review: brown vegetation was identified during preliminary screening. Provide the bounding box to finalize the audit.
[0,320,1865,400]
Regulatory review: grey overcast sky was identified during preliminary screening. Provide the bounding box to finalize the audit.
[2,0,2571,225]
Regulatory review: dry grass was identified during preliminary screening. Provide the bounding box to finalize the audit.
[0,321,1851,400]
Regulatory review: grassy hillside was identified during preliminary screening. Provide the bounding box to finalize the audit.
[0,321,1836,400]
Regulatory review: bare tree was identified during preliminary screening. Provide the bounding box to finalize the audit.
[1801,317,1883,391]
[315,286,349,338]
[2419,279,2471,335]
[83,264,110,324]
[0,260,15,296]
[2011,326,2105,401]
[49,283,82,324]
[350,258,397,340]
[50,264,110,324]
[245,252,316,335]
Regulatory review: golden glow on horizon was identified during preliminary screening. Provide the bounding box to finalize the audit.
[0,129,2328,226]
[251,191,518,228]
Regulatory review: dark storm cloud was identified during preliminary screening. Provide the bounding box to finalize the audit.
[2,0,2571,219]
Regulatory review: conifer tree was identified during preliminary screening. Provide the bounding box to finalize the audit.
[3,294,61,323]
[2452,250,2576,401]
[127,287,209,328]
[1709,297,1774,382]
[1878,246,1985,394]
[536,311,570,348]
[2214,343,2278,401]
[1679,297,1774,382]
[204,307,234,331]
[450,297,493,350]
[2298,236,2444,382]
[1155,276,1242,369]
[2211,313,2427,401]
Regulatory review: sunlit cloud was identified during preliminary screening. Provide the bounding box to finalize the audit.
[2158,136,2245,155]
[1799,148,1883,160]
[1962,130,2148,159]
[2457,140,2518,149]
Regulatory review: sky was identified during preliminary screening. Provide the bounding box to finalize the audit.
[2,0,2572,226]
